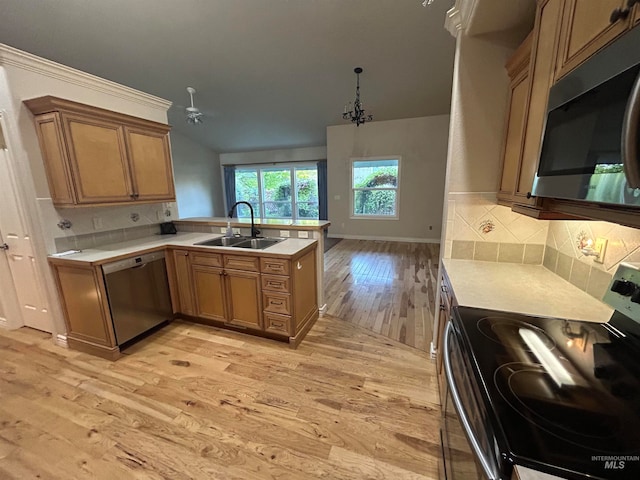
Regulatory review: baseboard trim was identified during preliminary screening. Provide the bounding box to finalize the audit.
[55,333,69,348]
[318,304,327,316]
[0,317,7,329]
[327,233,440,244]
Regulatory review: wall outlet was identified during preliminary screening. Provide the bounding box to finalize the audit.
[298,231,309,239]
[220,227,227,234]
[594,238,608,264]
[280,230,290,238]
[233,228,241,235]
[92,217,103,230]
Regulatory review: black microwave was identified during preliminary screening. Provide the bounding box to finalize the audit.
[532,25,640,207]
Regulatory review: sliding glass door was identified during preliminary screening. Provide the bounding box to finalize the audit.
[233,164,319,220]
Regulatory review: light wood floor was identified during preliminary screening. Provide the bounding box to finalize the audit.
[324,240,440,352]
[0,316,441,479]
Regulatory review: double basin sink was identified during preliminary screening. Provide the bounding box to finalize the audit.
[194,235,284,250]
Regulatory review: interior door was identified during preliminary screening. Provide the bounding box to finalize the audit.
[0,120,51,332]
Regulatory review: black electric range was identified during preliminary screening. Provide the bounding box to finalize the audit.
[452,306,640,480]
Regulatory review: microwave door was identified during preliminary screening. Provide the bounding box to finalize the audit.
[622,70,640,189]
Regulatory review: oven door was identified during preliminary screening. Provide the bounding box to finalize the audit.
[440,321,500,480]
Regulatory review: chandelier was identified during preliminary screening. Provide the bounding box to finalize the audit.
[342,67,373,126]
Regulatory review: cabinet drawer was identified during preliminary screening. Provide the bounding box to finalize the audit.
[190,252,222,267]
[261,274,291,293]
[261,257,290,275]
[263,291,291,315]
[264,312,292,336]
[224,255,259,272]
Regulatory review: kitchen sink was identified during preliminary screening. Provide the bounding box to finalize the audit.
[194,236,284,250]
[232,238,283,249]
[194,236,250,247]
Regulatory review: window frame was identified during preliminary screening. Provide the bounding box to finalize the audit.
[350,156,401,220]
[233,162,319,221]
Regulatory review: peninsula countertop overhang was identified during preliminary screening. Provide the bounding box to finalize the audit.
[47,232,319,266]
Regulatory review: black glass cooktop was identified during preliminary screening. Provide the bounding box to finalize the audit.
[453,306,640,480]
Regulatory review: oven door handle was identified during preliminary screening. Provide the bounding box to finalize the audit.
[622,70,640,189]
[443,321,499,480]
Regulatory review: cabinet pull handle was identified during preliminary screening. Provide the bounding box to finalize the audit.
[610,7,630,23]
[441,285,447,293]
[271,300,283,305]
[268,282,280,287]
[297,262,302,270]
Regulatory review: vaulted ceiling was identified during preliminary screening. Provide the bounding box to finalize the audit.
[0,0,456,153]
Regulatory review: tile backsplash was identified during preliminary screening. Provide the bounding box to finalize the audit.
[38,198,178,253]
[444,192,549,264]
[443,192,640,302]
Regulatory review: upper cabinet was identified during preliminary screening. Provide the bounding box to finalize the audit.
[25,96,175,207]
[497,34,532,206]
[556,0,634,81]
[514,0,564,206]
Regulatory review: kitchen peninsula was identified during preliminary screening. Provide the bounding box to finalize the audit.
[48,232,319,359]
[175,217,331,312]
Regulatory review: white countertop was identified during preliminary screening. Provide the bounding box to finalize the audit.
[442,259,613,323]
[49,232,318,264]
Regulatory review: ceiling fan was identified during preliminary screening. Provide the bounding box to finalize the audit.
[185,86,204,125]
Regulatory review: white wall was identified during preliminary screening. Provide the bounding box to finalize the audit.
[171,131,224,218]
[327,116,449,242]
[220,146,326,166]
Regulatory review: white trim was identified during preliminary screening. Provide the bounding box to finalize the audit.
[0,43,172,111]
[55,333,68,348]
[350,156,401,220]
[318,304,327,316]
[445,4,463,37]
[328,233,440,244]
[0,316,7,329]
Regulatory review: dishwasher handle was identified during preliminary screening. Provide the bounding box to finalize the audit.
[102,251,166,275]
[443,321,499,480]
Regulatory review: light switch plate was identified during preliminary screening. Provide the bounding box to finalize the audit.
[594,238,608,264]
[298,231,309,239]
[220,227,227,234]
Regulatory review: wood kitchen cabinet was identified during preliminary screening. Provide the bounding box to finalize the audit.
[168,245,318,347]
[49,261,119,360]
[436,268,455,405]
[555,0,632,81]
[497,34,532,206]
[514,0,563,206]
[25,96,175,207]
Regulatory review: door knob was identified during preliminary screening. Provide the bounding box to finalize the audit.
[0,243,8,251]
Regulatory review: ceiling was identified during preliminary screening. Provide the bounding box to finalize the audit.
[0,0,456,153]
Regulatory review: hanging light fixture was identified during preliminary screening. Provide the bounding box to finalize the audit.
[342,67,373,126]
[185,86,204,125]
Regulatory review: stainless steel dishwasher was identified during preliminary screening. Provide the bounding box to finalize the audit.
[102,251,172,346]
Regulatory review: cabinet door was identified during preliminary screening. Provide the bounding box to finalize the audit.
[225,270,262,330]
[192,265,226,322]
[556,0,629,80]
[172,250,195,316]
[32,112,75,205]
[53,264,115,347]
[516,0,563,204]
[125,127,175,201]
[62,113,133,204]
[634,4,640,25]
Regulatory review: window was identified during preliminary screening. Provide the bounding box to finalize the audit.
[233,164,319,220]
[351,158,400,218]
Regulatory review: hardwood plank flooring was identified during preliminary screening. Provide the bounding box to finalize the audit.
[0,316,441,479]
[324,240,440,351]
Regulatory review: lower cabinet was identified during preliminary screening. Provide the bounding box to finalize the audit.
[168,245,318,347]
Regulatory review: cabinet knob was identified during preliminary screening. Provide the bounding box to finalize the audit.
[183,252,189,256]
[610,7,630,23]
[526,191,532,199]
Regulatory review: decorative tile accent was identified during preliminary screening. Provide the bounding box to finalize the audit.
[474,242,499,262]
[452,240,474,260]
[569,259,590,291]
[524,244,544,265]
[498,243,524,263]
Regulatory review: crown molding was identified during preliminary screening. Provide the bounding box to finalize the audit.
[0,43,172,112]
[445,4,463,37]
